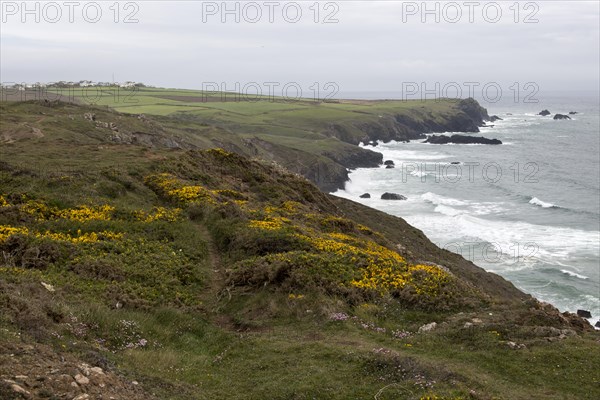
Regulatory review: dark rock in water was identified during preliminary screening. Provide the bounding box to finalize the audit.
[424,135,502,145]
[384,160,395,166]
[554,114,571,120]
[385,165,395,169]
[577,309,592,319]
[569,111,578,115]
[538,110,551,116]
[506,113,513,116]
[359,193,371,199]
[381,193,407,200]
[489,115,503,122]
[450,161,461,165]
[595,321,600,328]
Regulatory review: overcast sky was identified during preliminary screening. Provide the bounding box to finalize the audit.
[1,1,599,97]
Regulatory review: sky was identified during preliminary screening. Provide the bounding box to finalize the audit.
[1,0,599,98]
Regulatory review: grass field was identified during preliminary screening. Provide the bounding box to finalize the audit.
[38,86,463,142]
[2,86,485,193]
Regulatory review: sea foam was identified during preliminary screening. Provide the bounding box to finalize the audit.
[529,197,558,208]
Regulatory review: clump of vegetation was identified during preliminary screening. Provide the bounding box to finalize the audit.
[218,196,481,310]
[0,195,207,309]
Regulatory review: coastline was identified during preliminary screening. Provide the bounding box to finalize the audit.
[330,105,600,326]
[308,97,491,191]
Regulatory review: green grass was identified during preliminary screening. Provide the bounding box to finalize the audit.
[42,86,466,144]
[2,87,484,193]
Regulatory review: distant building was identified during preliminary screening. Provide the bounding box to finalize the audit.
[119,81,137,88]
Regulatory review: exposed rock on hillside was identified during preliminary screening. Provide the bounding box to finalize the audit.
[328,98,489,146]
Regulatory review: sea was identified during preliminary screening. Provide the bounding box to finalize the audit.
[332,91,600,326]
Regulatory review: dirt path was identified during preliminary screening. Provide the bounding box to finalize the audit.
[191,222,229,313]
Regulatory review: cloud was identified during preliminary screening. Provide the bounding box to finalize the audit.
[1,1,598,92]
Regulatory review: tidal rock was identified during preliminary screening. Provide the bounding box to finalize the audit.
[489,115,503,122]
[553,114,571,120]
[569,111,578,115]
[381,193,407,200]
[384,160,395,166]
[450,161,461,165]
[424,135,502,145]
[577,309,592,318]
[385,165,395,169]
[595,321,600,328]
[359,193,371,199]
[538,110,551,116]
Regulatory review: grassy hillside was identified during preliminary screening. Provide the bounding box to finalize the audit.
[0,100,598,400]
[3,87,488,191]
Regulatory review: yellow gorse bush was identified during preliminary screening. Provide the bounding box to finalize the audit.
[19,199,54,220]
[0,195,9,207]
[246,207,452,297]
[56,205,115,222]
[207,148,233,158]
[248,217,291,231]
[144,173,216,205]
[135,207,182,222]
[0,225,29,241]
[0,224,123,244]
[11,197,115,222]
[2,193,189,225]
[42,230,124,243]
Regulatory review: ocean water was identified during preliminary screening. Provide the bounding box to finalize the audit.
[332,93,600,325]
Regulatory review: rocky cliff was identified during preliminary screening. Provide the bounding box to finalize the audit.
[318,98,490,190]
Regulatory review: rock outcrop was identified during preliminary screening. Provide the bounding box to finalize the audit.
[381,193,407,200]
[538,110,551,116]
[553,114,571,120]
[577,310,592,318]
[327,98,489,146]
[424,135,502,145]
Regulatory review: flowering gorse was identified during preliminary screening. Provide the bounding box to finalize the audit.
[241,204,455,302]
[17,198,114,222]
[134,207,182,222]
[0,225,123,244]
[0,195,9,207]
